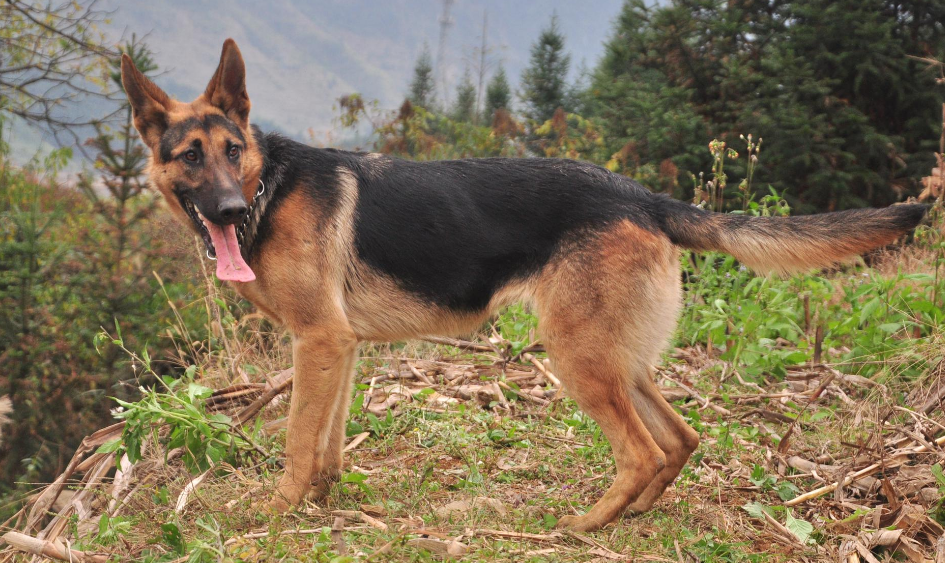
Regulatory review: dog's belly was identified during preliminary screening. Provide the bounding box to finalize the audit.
[344,263,536,342]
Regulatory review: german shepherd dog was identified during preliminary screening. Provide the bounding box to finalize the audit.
[121,39,925,531]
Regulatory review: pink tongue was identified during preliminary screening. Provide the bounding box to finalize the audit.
[204,221,256,282]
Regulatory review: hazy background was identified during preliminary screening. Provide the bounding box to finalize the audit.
[77,1,621,139]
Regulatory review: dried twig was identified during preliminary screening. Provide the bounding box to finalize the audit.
[666,378,731,417]
[175,470,210,513]
[787,433,945,506]
[407,362,434,384]
[778,369,837,454]
[421,336,495,353]
[2,531,109,562]
[331,509,388,531]
[344,432,371,452]
[522,353,561,387]
[233,368,294,424]
[222,528,324,547]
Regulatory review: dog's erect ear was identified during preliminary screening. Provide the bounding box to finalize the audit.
[204,39,250,129]
[121,53,170,146]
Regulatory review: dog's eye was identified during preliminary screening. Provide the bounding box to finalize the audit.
[228,145,241,159]
[184,150,198,162]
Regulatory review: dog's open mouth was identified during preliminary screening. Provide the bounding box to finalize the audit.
[179,195,256,283]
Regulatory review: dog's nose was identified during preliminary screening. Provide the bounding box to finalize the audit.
[217,200,248,224]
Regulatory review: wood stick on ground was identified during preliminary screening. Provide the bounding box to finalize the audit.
[364,375,379,410]
[25,422,124,532]
[421,336,495,353]
[233,368,294,425]
[363,533,407,561]
[1,531,109,562]
[175,469,210,513]
[406,362,433,384]
[331,516,346,555]
[563,531,626,560]
[778,369,837,454]
[107,454,133,515]
[343,432,370,452]
[497,380,549,406]
[893,405,945,435]
[492,381,509,407]
[472,528,561,542]
[761,511,804,548]
[331,509,388,531]
[522,353,561,387]
[786,432,945,506]
[40,451,117,544]
[666,378,731,417]
[222,528,323,547]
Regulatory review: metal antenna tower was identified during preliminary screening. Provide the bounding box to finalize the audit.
[435,0,455,106]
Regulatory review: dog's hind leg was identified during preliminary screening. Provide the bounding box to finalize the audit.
[269,323,357,511]
[543,340,666,532]
[536,220,684,531]
[625,371,700,513]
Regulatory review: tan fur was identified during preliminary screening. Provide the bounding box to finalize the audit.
[535,221,689,530]
[718,230,895,275]
[684,210,918,276]
[233,183,358,508]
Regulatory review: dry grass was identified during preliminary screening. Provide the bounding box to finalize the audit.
[0,397,11,449]
[3,249,945,562]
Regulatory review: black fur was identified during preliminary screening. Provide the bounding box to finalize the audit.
[350,156,670,310]
[253,131,669,311]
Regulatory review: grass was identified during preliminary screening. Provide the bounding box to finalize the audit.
[5,226,945,561]
[4,152,945,560]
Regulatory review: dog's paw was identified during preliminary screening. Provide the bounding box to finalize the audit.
[254,496,292,515]
[304,480,333,503]
[556,513,605,532]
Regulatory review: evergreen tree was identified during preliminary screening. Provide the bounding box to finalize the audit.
[408,43,436,109]
[79,36,160,293]
[452,68,477,123]
[587,0,945,209]
[484,66,511,122]
[520,14,572,125]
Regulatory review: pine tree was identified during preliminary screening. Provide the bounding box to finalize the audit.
[520,14,572,125]
[452,68,477,123]
[79,36,160,295]
[408,43,437,109]
[484,66,511,122]
[588,1,706,185]
[587,0,945,209]
[77,36,165,399]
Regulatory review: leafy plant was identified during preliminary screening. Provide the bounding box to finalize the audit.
[95,345,257,474]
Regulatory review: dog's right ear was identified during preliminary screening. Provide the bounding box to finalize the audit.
[121,53,170,147]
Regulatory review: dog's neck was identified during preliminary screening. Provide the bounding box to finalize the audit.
[238,127,282,261]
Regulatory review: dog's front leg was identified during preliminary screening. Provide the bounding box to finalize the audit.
[270,323,357,511]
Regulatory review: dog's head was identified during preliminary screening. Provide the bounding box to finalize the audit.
[121,39,261,282]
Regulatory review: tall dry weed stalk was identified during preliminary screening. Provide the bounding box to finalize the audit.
[0,396,11,446]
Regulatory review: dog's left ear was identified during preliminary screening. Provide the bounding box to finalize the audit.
[204,38,250,129]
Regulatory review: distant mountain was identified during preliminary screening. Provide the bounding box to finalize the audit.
[101,0,625,138]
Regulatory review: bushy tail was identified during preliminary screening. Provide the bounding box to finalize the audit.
[657,199,927,275]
